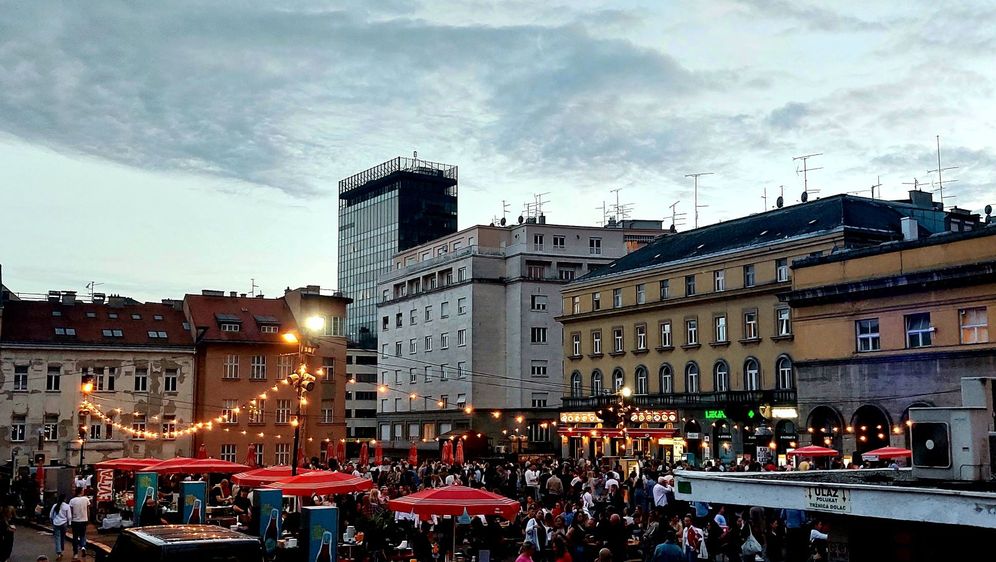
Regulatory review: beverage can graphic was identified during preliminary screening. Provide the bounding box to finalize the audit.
[315,531,333,562]
[264,508,280,554]
[187,498,202,524]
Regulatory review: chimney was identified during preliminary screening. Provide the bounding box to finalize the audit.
[908,190,934,209]
[48,290,61,303]
[229,291,238,298]
[92,293,106,305]
[306,285,321,294]
[108,294,127,307]
[61,291,77,305]
[201,290,224,297]
[901,217,919,241]
[538,214,546,224]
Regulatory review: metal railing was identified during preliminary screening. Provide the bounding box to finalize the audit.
[339,157,458,193]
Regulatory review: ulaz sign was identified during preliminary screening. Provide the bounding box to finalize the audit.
[805,485,851,513]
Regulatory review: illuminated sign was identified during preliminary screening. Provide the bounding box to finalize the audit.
[630,410,678,423]
[704,410,728,420]
[771,407,799,419]
[560,412,603,424]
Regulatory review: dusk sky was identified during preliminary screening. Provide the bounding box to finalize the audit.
[2,1,994,302]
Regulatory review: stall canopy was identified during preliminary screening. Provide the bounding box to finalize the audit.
[861,446,912,462]
[93,458,158,471]
[141,457,249,474]
[786,445,840,458]
[232,466,319,488]
[268,470,373,496]
[387,485,520,520]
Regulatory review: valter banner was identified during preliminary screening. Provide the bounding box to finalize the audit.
[302,506,338,562]
[181,481,206,524]
[133,472,158,526]
[254,488,283,558]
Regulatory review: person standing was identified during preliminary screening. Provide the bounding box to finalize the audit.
[50,494,72,560]
[68,487,91,559]
[779,508,806,562]
[0,506,16,562]
[808,521,829,561]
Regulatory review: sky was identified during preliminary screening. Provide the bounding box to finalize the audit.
[2,1,995,302]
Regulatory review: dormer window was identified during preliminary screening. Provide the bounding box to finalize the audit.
[108,313,118,319]
[54,327,76,336]
[221,323,241,332]
[52,310,62,317]
[254,315,280,334]
[216,313,243,332]
[260,325,278,334]
[131,314,142,320]
[154,315,164,321]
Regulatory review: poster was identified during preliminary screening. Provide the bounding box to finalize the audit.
[302,506,338,562]
[96,469,114,502]
[253,488,283,558]
[134,472,158,526]
[181,481,207,524]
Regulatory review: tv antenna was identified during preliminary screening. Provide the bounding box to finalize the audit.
[596,201,608,226]
[85,281,103,302]
[684,172,713,228]
[522,193,550,221]
[250,278,260,297]
[902,177,927,191]
[668,201,686,232]
[870,176,882,200]
[609,188,633,222]
[761,187,767,211]
[793,153,823,201]
[927,135,958,208]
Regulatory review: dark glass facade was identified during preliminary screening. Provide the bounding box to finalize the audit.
[338,157,458,348]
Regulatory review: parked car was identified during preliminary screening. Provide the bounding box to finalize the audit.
[107,524,264,562]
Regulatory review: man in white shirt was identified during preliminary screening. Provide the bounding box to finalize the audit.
[524,464,540,499]
[69,487,91,558]
[652,476,670,511]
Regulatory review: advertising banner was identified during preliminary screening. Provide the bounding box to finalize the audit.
[302,506,338,562]
[134,472,158,526]
[181,480,207,524]
[254,488,283,558]
[96,469,114,502]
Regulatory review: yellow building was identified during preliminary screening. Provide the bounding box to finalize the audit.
[784,223,996,462]
[557,191,975,464]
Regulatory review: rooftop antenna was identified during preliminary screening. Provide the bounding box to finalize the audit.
[793,153,823,202]
[902,177,926,191]
[608,188,633,222]
[668,201,686,232]
[870,176,882,200]
[684,172,713,228]
[85,281,103,302]
[250,278,260,297]
[927,135,958,208]
[761,187,767,211]
[596,201,608,226]
[533,192,550,218]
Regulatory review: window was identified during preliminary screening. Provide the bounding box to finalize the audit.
[592,292,601,311]
[381,344,388,357]
[533,234,544,250]
[572,333,581,356]
[410,309,418,325]
[455,394,466,407]
[320,400,333,423]
[531,392,549,408]
[275,443,290,466]
[531,294,548,311]
[636,284,646,304]
[659,280,670,300]
[410,369,417,384]
[253,444,264,467]
[224,355,239,379]
[425,335,433,352]
[636,367,648,395]
[612,328,624,352]
[560,269,576,281]
[856,318,881,351]
[52,310,62,317]
[134,368,148,392]
[277,355,292,380]
[589,238,602,255]
[275,400,291,424]
[776,356,794,389]
[260,325,278,334]
[714,361,729,392]
[685,275,696,296]
[43,414,59,441]
[89,423,102,441]
[223,399,239,424]
[250,355,266,380]
[249,399,266,424]
[571,372,582,397]
[685,363,700,393]
[441,301,450,318]
[660,322,672,347]
[527,265,545,279]
[458,267,468,282]
[395,341,402,356]
[553,235,565,249]
[221,323,240,332]
[440,364,449,381]
[591,371,604,395]
[714,270,725,291]
[685,319,698,345]
[409,338,417,354]
[714,315,727,342]
[101,328,123,337]
[131,313,142,320]
[744,264,756,287]
[395,370,402,384]
[96,367,116,391]
[613,289,623,308]
[441,332,450,349]
[13,365,27,391]
[423,366,431,383]
[612,368,624,392]
[744,311,759,340]
[131,413,146,437]
[457,361,468,379]
[776,258,789,282]
[530,360,548,377]
[108,312,118,319]
[777,308,792,336]
[425,305,432,322]
[458,329,468,346]
[572,296,581,314]
[530,327,547,344]
[10,415,25,442]
[46,366,61,391]
[906,313,932,348]
[322,357,334,381]
[164,369,178,393]
[592,331,602,354]
[162,415,177,439]
[55,327,77,336]
[439,395,449,408]
[216,444,235,462]
[458,297,469,314]
[396,313,403,328]
[529,422,551,443]
[743,358,761,390]
[422,423,437,441]
[636,325,647,350]
[960,308,989,344]
[327,316,345,337]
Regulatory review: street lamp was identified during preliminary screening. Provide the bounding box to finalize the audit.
[284,316,324,476]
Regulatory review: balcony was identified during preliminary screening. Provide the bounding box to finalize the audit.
[562,389,797,410]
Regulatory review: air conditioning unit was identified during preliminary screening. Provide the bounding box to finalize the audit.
[910,406,992,481]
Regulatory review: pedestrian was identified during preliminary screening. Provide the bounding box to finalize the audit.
[68,487,91,559]
[0,505,16,562]
[808,521,829,561]
[50,493,72,560]
[651,529,684,562]
[517,541,537,562]
[766,518,785,562]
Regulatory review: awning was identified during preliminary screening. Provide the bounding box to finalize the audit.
[558,427,677,438]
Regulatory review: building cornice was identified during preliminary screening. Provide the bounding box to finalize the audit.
[0,342,196,354]
[795,346,996,368]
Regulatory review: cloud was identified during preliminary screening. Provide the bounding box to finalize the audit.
[737,0,885,32]
[767,102,810,130]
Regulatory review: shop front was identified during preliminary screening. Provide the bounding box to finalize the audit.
[559,410,680,460]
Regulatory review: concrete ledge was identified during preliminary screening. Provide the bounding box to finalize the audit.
[24,519,113,560]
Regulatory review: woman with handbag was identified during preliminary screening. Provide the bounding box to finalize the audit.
[50,494,72,560]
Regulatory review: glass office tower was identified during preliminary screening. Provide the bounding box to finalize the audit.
[338,157,458,348]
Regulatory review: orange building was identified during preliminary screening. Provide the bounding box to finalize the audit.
[183,286,349,466]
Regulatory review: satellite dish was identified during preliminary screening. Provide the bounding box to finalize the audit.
[776,196,784,208]
[801,191,809,203]
[500,217,507,226]
[986,204,993,215]
[517,215,524,224]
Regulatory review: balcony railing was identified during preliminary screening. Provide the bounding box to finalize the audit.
[562,389,797,410]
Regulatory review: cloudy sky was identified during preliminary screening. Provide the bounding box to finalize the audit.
[2,1,994,301]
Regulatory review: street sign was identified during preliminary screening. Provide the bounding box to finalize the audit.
[806,485,851,513]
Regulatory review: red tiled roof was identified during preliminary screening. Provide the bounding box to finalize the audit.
[0,300,194,348]
[183,294,297,343]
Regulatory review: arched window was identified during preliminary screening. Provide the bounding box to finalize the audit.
[685,362,700,393]
[776,356,794,389]
[571,371,583,397]
[659,364,673,394]
[744,357,760,391]
[612,368,625,393]
[591,370,603,396]
[635,366,649,395]
[713,360,729,392]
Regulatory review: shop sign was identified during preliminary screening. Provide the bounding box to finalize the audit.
[704,409,727,420]
[560,412,602,423]
[716,432,733,440]
[630,410,678,423]
[686,432,701,439]
[805,486,851,513]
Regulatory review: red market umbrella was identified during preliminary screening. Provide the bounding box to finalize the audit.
[455,440,465,465]
[861,446,912,462]
[245,444,258,469]
[359,442,369,466]
[196,444,208,459]
[387,485,520,520]
[786,445,840,458]
[408,444,418,465]
[326,441,335,464]
[374,441,383,465]
[93,458,158,471]
[141,457,249,474]
[297,443,308,468]
[269,470,373,496]
[442,440,454,464]
[232,466,319,488]
[336,440,346,464]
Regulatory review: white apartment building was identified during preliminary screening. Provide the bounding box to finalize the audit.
[345,347,378,440]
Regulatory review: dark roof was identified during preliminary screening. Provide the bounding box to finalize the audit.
[184,294,296,343]
[578,194,930,282]
[0,300,193,348]
[125,524,258,545]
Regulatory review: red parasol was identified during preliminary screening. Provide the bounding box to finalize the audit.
[297,443,308,468]
[245,443,258,469]
[325,441,335,465]
[442,440,454,464]
[141,457,249,474]
[336,440,346,464]
[455,440,465,465]
[196,444,208,459]
[359,442,369,466]
[232,466,319,488]
[861,446,912,462]
[93,458,158,471]
[374,441,383,465]
[786,445,840,458]
[387,485,520,520]
[408,443,418,465]
[269,470,373,496]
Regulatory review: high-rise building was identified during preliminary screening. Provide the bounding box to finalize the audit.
[338,157,458,348]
